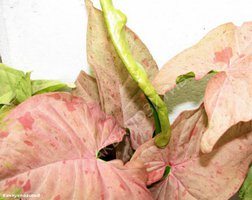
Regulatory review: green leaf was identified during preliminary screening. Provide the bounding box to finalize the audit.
[0,64,75,107]
[0,64,25,105]
[239,166,252,200]
[0,64,74,114]
[31,80,73,94]
[176,72,195,84]
[16,72,32,103]
[0,105,14,121]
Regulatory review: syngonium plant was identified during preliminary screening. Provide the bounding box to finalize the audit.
[0,0,252,199]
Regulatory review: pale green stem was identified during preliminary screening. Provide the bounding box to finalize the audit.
[100,0,171,148]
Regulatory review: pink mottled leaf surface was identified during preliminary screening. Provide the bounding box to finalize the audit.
[71,70,100,104]
[152,22,252,152]
[0,93,152,200]
[203,55,252,153]
[131,106,252,200]
[86,0,157,149]
[72,70,134,162]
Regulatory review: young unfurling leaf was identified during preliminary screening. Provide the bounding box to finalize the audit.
[86,0,158,149]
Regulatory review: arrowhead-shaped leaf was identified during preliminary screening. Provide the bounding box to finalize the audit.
[152,22,252,152]
[86,0,157,149]
[131,105,252,200]
[202,55,252,153]
[0,93,152,199]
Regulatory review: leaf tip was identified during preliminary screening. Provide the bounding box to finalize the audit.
[154,133,170,148]
[85,0,93,11]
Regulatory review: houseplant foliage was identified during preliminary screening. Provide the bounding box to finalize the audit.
[0,0,252,199]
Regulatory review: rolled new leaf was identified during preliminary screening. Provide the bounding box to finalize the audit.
[99,0,171,148]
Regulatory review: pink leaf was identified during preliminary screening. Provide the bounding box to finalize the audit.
[202,55,252,152]
[0,93,152,199]
[152,22,252,152]
[72,70,134,162]
[131,106,252,200]
[71,70,100,104]
[86,0,157,149]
